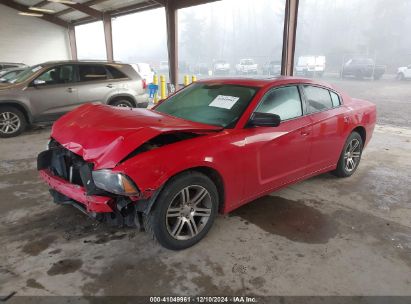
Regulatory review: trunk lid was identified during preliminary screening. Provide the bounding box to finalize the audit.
[51,104,221,169]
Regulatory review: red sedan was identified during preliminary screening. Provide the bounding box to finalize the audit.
[37,77,376,250]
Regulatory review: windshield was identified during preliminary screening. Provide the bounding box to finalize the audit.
[155,83,258,128]
[13,65,42,83]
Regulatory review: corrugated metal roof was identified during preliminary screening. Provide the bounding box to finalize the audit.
[11,0,155,24]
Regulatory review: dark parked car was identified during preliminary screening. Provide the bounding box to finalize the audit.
[0,67,26,83]
[0,61,148,138]
[262,60,281,76]
[341,58,385,80]
[38,77,376,250]
[0,62,26,71]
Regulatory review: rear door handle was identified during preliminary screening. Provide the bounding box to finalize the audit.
[106,84,114,88]
[301,130,310,136]
[67,88,76,93]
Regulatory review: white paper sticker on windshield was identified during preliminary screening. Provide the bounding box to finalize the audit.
[32,66,42,72]
[209,95,240,109]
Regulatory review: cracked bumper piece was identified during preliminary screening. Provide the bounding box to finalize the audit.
[39,169,113,213]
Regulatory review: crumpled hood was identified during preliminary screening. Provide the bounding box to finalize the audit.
[51,104,221,169]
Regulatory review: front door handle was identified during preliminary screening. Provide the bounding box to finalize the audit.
[301,130,310,136]
[106,84,114,88]
[67,88,77,93]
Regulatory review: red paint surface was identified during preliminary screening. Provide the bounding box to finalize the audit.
[47,77,376,214]
[39,169,113,213]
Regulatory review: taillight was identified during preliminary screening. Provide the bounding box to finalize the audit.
[142,79,147,90]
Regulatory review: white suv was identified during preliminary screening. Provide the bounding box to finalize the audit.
[397,65,411,80]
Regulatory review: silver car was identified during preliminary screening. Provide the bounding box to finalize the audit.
[0,61,149,138]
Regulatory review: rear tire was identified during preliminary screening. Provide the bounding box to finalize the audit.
[332,131,363,178]
[0,106,27,138]
[145,171,218,250]
[110,99,134,108]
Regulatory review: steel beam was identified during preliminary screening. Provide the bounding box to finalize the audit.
[68,25,78,60]
[61,2,103,20]
[165,0,178,88]
[174,0,220,9]
[281,0,299,76]
[109,1,161,18]
[103,14,114,61]
[54,0,109,17]
[0,0,70,28]
[33,0,49,7]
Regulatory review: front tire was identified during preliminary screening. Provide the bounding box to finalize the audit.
[146,171,218,250]
[0,106,27,138]
[332,131,363,178]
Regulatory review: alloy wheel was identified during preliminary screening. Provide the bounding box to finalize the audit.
[0,112,21,135]
[344,138,361,172]
[116,102,130,107]
[166,185,212,240]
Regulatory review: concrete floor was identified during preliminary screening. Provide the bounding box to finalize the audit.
[0,123,410,297]
[1,78,411,297]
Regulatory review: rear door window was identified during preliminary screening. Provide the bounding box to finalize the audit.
[303,85,333,114]
[78,65,109,82]
[106,65,127,79]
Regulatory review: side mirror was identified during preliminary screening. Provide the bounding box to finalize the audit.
[248,112,281,127]
[32,79,46,87]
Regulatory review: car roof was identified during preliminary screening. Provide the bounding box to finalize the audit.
[0,62,26,65]
[1,67,26,73]
[39,60,125,66]
[198,76,335,90]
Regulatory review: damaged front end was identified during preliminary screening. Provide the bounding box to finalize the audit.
[37,104,222,229]
[37,140,151,229]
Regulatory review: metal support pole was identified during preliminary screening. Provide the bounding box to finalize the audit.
[281,0,299,76]
[165,0,179,89]
[103,14,114,62]
[68,25,78,60]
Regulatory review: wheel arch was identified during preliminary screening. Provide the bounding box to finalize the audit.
[352,125,366,144]
[188,166,225,212]
[0,101,32,124]
[397,72,405,79]
[147,165,226,214]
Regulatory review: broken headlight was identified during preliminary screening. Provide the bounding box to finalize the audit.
[92,170,139,196]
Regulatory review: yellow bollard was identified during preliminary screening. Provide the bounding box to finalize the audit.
[192,75,197,83]
[153,75,159,103]
[184,75,190,86]
[160,75,167,100]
